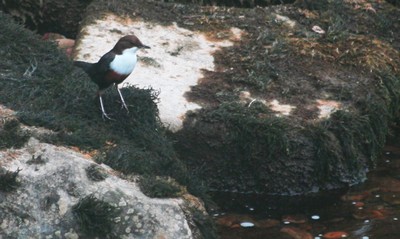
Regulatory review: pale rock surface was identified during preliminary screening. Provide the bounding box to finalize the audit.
[0,137,194,239]
[74,14,242,132]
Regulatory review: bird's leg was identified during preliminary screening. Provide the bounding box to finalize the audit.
[115,84,129,113]
[98,92,113,120]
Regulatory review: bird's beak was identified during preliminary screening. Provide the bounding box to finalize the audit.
[141,45,150,49]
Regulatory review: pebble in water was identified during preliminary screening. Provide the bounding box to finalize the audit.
[240,222,255,228]
[311,215,320,220]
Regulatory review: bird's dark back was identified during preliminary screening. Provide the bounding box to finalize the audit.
[74,51,122,90]
[74,60,109,89]
[74,61,95,76]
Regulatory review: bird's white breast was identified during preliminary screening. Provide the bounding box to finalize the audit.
[110,47,138,75]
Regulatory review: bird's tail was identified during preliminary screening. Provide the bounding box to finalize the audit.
[73,61,94,75]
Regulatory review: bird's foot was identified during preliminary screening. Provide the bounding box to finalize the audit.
[121,103,130,113]
[101,112,115,121]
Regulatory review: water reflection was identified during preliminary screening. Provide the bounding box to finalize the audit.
[213,145,400,239]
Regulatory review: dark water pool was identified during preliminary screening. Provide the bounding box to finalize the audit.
[212,144,400,239]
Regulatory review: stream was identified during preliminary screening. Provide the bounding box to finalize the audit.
[212,144,400,239]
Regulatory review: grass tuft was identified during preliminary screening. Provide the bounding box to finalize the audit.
[0,168,22,192]
[0,119,30,149]
[85,164,108,182]
[72,195,119,237]
[139,175,182,198]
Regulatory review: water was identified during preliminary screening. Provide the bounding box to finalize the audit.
[213,144,400,239]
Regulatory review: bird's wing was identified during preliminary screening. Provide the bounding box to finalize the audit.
[96,51,114,74]
[87,51,115,87]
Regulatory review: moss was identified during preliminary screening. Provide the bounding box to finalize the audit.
[72,195,119,237]
[0,11,194,197]
[175,102,291,192]
[305,124,340,180]
[0,119,30,149]
[0,168,21,192]
[209,102,290,159]
[191,209,218,239]
[85,164,107,182]
[139,175,182,198]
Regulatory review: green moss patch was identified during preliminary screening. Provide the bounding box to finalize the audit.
[0,119,30,149]
[0,168,21,192]
[85,164,107,182]
[72,195,119,237]
[139,175,182,198]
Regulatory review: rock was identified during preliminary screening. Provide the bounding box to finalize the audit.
[352,208,386,220]
[74,15,239,132]
[240,221,255,228]
[341,192,370,202]
[382,193,400,205]
[352,202,365,207]
[4,0,400,200]
[43,32,75,57]
[0,138,196,238]
[282,214,308,224]
[215,214,253,227]
[322,231,349,239]
[281,226,313,239]
[376,177,400,192]
[72,0,400,195]
[256,219,280,228]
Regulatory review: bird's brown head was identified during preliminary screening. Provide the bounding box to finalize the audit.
[112,35,150,54]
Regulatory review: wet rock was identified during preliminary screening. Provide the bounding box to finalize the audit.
[256,219,280,228]
[216,214,254,227]
[0,138,196,238]
[353,202,365,207]
[341,192,370,202]
[352,208,386,220]
[281,226,313,239]
[282,214,308,224]
[240,221,255,228]
[322,231,349,239]
[376,177,400,192]
[382,193,400,205]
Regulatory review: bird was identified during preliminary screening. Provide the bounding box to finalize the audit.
[74,35,150,119]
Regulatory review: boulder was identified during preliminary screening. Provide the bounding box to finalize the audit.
[73,0,400,194]
[0,137,194,238]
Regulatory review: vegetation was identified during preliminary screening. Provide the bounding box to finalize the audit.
[191,209,218,239]
[72,195,119,237]
[139,175,182,198]
[172,0,400,193]
[0,11,192,196]
[1,0,400,198]
[85,164,108,182]
[0,119,30,149]
[0,168,21,192]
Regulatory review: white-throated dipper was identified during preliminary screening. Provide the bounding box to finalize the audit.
[74,35,150,119]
